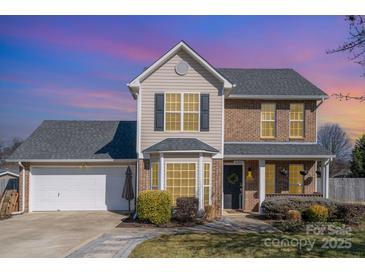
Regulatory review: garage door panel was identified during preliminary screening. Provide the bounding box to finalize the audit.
[30,166,135,211]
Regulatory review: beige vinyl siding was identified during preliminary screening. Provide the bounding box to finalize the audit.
[140,49,223,155]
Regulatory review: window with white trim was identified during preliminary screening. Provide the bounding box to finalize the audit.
[261,103,276,138]
[203,163,211,206]
[151,162,159,190]
[265,164,276,194]
[289,164,304,194]
[166,163,196,205]
[290,103,304,138]
[165,93,199,132]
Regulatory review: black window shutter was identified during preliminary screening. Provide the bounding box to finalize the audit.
[154,93,164,131]
[200,94,209,131]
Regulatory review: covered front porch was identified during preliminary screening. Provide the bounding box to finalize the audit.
[223,143,335,212]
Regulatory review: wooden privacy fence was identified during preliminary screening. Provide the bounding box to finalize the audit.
[329,178,365,203]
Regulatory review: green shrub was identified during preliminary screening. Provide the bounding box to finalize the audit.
[175,197,199,222]
[287,209,301,221]
[137,190,172,225]
[261,196,337,220]
[303,204,329,222]
[335,203,365,224]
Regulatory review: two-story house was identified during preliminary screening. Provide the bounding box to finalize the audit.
[8,41,334,216]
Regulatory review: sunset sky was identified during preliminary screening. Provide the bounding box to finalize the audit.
[0,16,364,142]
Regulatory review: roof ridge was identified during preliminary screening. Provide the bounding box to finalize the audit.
[42,120,137,123]
[217,68,294,70]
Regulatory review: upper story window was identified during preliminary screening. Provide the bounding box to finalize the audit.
[289,103,304,138]
[165,93,200,132]
[165,93,181,131]
[261,103,276,138]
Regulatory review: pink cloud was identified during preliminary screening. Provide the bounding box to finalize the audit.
[0,24,160,63]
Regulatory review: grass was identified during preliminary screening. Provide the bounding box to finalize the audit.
[129,224,365,258]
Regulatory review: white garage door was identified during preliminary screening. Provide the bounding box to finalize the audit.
[30,166,135,211]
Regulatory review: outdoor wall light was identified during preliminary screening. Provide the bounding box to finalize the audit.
[300,170,308,176]
[280,168,288,176]
[246,167,253,180]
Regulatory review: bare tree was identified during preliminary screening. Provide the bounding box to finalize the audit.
[318,124,352,176]
[328,16,365,102]
[0,137,23,167]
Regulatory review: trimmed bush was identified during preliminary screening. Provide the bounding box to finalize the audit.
[137,190,172,225]
[335,203,365,224]
[302,204,329,222]
[261,196,337,220]
[287,210,301,221]
[175,197,199,222]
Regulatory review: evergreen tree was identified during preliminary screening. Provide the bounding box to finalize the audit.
[351,135,365,177]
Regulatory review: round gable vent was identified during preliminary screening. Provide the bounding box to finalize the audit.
[175,61,189,76]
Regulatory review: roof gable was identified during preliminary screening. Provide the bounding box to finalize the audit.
[127,41,233,98]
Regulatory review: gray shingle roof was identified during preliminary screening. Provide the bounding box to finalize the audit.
[224,143,333,158]
[217,68,327,98]
[143,138,218,153]
[7,121,137,161]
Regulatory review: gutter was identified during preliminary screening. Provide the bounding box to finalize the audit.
[227,95,328,100]
[6,159,137,163]
[12,162,25,215]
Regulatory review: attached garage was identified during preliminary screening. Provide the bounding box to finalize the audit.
[7,120,137,213]
[30,166,135,211]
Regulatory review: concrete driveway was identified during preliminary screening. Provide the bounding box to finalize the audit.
[0,211,124,258]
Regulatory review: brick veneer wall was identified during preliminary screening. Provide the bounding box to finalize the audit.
[211,159,223,218]
[138,159,151,193]
[18,163,30,213]
[235,160,317,212]
[225,99,317,142]
[244,160,259,212]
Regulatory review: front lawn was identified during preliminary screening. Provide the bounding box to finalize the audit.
[129,226,365,258]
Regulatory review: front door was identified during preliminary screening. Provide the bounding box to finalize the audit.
[223,165,243,209]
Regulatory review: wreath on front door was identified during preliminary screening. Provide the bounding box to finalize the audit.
[227,173,239,185]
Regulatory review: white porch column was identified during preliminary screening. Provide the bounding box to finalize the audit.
[322,159,330,199]
[198,153,204,210]
[159,153,165,190]
[259,160,266,213]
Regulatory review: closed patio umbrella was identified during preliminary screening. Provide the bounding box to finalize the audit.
[122,166,134,212]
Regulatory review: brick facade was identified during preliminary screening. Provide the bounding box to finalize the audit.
[224,160,317,212]
[138,159,151,193]
[211,159,223,218]
[244,160,260,212]
[18,163,30,213]
[225,99,317,142]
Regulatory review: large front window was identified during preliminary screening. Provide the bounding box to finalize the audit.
[151,162,159,190]
[166,163,196,205]
[289,164,304,194]
[261,103,276,138]
[265,164,275,194]
[290,103,304,138]
[165,93,199,132]
[203,163,211,206]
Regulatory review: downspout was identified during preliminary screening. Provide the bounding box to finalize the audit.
[12,161,25,215]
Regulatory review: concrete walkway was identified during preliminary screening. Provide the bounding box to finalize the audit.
[67,213,277,258]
